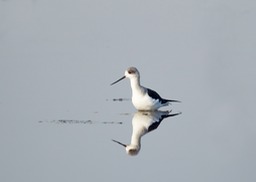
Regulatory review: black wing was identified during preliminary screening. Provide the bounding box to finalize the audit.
[147,88,167,104]
[147,88,180,103]
[148,121,161,132]
[148,112,181,132]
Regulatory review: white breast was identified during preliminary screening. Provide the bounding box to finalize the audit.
[132,93,160,110]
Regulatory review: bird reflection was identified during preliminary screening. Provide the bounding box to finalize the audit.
[112,110,181,156]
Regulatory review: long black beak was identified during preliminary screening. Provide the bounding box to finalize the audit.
[112,139,127,147]
[110,76,126,85]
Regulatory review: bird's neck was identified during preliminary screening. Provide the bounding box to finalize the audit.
[130,129,143,148]
[130,77,144,94]
[130,124,147,147]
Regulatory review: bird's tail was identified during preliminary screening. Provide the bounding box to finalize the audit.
[163,112,182,119]
[165,99,181,103]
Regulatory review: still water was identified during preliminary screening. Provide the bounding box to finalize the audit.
[112,110,181,156]
[1,0,256,182]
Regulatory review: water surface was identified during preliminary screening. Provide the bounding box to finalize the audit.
[1,1,255,182]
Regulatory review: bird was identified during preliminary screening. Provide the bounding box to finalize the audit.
[111,67,180,111]
[112,110,181,156]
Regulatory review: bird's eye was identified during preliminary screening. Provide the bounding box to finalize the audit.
[128,70,135,74]
[128,149,138,155]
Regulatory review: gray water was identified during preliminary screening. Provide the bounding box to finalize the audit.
[1,0,256,182]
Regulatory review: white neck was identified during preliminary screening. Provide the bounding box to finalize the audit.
[130,76,144,95]
[130,124,147,148]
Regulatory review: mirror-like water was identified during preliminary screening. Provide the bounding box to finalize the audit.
[1,1,255,182]
[112,111,181,156]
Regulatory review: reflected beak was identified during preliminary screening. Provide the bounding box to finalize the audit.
[110,76,126,85]
[112,139,127,147]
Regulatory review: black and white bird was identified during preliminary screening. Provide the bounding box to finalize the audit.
[111,67,180,111]
[112,111,181,156]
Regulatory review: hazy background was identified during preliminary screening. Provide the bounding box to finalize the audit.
[1,0,255,182]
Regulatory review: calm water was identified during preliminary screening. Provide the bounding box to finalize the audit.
[1,1,256,182]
